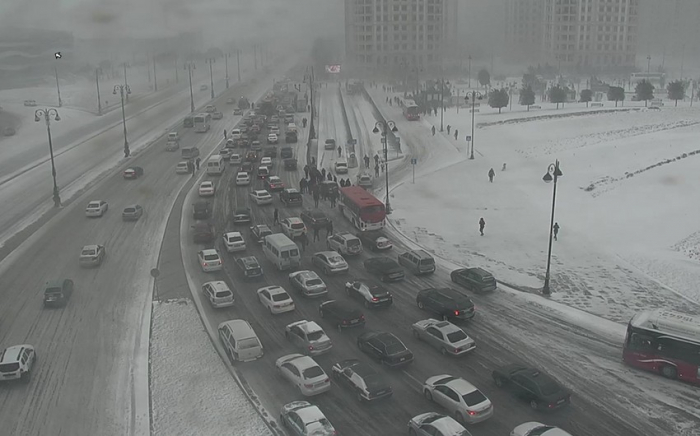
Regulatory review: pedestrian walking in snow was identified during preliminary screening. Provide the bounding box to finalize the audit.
[332,175,337,183]
[488,168,495,183]
[327,172,333,181]
[330,192,337,208]
[454,129,459,140]
[302,118,307,128]
[300,178,307,194]
[364,155,370,168]
[321,168,326,179]
[224,129,227,139]
[299,232,308,252]
[313,226,320,242]
[502,163,507,171]
[381,163,385,173]
[313,191,320,208]
[479,218,486,236]
[374,154,380,165]
[190,161,195,177]
[273,208,279,226]
[447,125,451,135]
[326,221,334,237]
[195,157,201,170]
[375,164,380,178]
[337,146,342,157]
[431,126,436,136]
[304,165,310,179]
[553,222,560,241]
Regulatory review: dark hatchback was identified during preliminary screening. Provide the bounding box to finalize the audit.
[416,288,475,321]
[451,267,497,293]
[43,279,74,307]
[250,224,273,243]
[345,280,393,308]
[319,300,365,332]
[235,256,264,279]
[492,364,571,411]
[357,331,413,368]
[283,158,297,170]
[232,207,252,225]
[300,209,330,229]
[192,222,215,244]
[280,147,294,159]
[193,201,211,220]
[331,359,393,402]
[363,257,405,282]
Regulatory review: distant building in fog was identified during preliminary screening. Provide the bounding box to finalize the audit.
[74,31,203,65]
[505,0,640,73]
[344,0,458,76]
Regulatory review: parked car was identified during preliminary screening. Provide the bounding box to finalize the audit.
[122,204,144,221]
[42,279,74,308]
[230,154,242,165]
[222,232,246,253]
[280,188,302,207]
[192,222,215,243]
[235,172,251,186]
[319,300,365,332]
[23,99,37,107]
[212,111,223,120]
[300,209,330,229]
[312,251,349,275]
[85,200,108,217]
[492,364,572,411]
[265,176,284,192]
[423,375,493,424]
[218,319,264,362]
[450,267,497,293]
[279,401,336,436]
[408,413,472,436]
[357,331,413,368]
[334,160,348,174]
[511,422,573,436]
[0,345,36,384]
[249,224,273,244]
[233,108,243,115]
[285,320,332,356]
[331,359,393,402]
[416,288,476,321]
[257,166,270,180]
[202,281,234,308]
[363,257,404,282]
[281,217,307,239]
[123,166,144,179]
[289,270,328,298]
[411,319,476,356]
[267,133,278,144]
[398,249,436,275]
[218,148,232,160]
[257,285,295,314]
[344,280,393,308]
[197,249,223,272]
[232,207,252,225]
[79,245,106,268]
[275,354,331,396]
[176,161,190,174]
[235,256,263,279]
[326,232,362,256]
[356,231,393,251]
[198,181,215,197]
[260,156,273,167]
[250,189,273,205]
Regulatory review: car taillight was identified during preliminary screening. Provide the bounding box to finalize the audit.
[360,315,365,320]
[342,320,348,324]
[549,404,556,408]
[203,262,209,266]
[371,297,378,302]
[454,310,460,316]
[468,410,477,416]
[308,345,314,351]
[454,348,461,353]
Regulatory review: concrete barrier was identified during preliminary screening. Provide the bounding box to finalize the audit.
[590,102,604,107]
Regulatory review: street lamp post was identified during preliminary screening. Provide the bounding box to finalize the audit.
[236,49,241,82]
[206,58,215,100]
[96,68,103,116]
[304,67,316,140]
[224,53,230,89]
[113,84,131,157]
[153,56,158,92]
[468,55,472,89]
[122,63,130,103]
[372,120,398,214]
[54,66,63,107]
[184,62,195,113]
[34,108,62,207]
[464,91,484,159]
[253,44,258,71]
[542,160,563,296]
[646,55,651,74]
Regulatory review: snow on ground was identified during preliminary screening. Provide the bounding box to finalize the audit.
[150,299,272,436]
[368,85,700,323]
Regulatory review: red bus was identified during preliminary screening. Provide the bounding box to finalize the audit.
[400,99,420,121]
[623,309,700,385]
[338,186,386,231]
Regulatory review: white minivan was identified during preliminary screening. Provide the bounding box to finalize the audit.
[218,320,264,362]
[206,154,225,175]
[231,129,242,140]
[263,233,301,271]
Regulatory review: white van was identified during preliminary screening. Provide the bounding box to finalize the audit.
[206,155,225,175]
[287,123,298,133]
[263,233,301,271]
[231,129,242,140]
[218,320,264,362]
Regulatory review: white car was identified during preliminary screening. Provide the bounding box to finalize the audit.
[198,181,215,197]
[423,375,493,425]
[408,413,470,436]
[257,285,295,314]
[289,270,328,297]
[334,160,348,174]
[260,157,273,167]
[285,320,332,356]
[250,189,273,205]
[0,345,36,383]
[85,200,108,217]
[176,161,190,174]
[281,217,307,239]
[202,281,234,308]
[511,423,573,436]
[223,232,246,252]
[275,353,331,397]
[411,319,476,356]
[311,251,349,275]
[235,172,251,186]
[267,133,278,144]
[197,249,222,272]
[280,402,336,436]
[230,154,242,165]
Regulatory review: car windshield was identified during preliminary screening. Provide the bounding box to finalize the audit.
[215,291,232,298]
[81,249,96,256]
[88,203,100,208]
[302,366,325,379]
[364,374,386,391]
[328,255,343,263]
[203,254,218,261]
[45,287,62,294]
[271,292,289,302]
[306,279,323,287]
[385,342,406,355]
[419,258,435,266]
[229,236,243,242]
[0,362,20,372]
[307,330,325,341]
[462,390,488,406]
[347,239,361,248]
[446,330,468,343]
[539,376,562,395]
[124,208,135,213]
[291,223,305,230]
[238,338,260,350]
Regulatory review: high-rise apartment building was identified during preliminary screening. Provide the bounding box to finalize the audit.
[505,0,545,61]
[344,0,458,74]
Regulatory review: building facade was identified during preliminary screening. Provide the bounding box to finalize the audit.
[344,0,458,75]
[505,0,545,62]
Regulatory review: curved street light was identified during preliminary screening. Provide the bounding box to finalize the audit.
[34,108,62,207]
[113,84,131,157]
[372,120,398,214]
[464,91,484,159]
[542,160,563,295]
[184,62,196,113]
[205,58,216,100]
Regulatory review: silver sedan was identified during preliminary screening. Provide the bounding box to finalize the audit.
[411,319,476,356]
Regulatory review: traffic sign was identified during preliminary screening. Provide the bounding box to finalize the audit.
[411,158,417,165]
[325,64,341,74]
[466,136,472,142]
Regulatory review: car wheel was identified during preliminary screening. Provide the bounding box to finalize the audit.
[324,266,330,275]
[661,365,678,379]
[417,300,425,310]
[268,307,274,315]
[326,242,331,250]
[280,415,287,428]
[440,347,448,356]
[529,400,539,410]
[494,376,504,387]
[454,412,465,425]
[412,329,419,339]
[319,308,324,318]
[423,389,432,401]
[21,371,31,384]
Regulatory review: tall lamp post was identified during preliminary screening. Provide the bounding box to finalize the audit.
[184,62,195,113]
[372,120,398,214]
[542,160,563,296]
[153,56,158,92]
[439,77,450,132]
[224,53,230,89]
[646,55,651,74]
[113,84,131,157]
[95,68,103,116]
[205,58,215,100]
[122,63,130,102]
[35,108,62,207]
[468,55,472,89]
[236,49,241,82]
[53,66,63,107]
[304,67,316,140]
[464,91,484,159]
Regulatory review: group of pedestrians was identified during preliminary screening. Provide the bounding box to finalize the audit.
[187,157,202,177]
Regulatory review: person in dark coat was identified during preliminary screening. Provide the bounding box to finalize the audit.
[329,192,337,208]
[224,129,227,139]
[327,172,332,181]
[326,221,334,237]
[195,157,201,170]
[313,190,320,208]
[447,125,451,135]
[479,218,486,236]
[313,226,320,242]
[189,161,195,177]
[488,168,495,183]
[454,129,459,140]
[553,222,560,241]
[374,154,380,165]
[337,146,342,157]
[321,168,326,179]
[374,164,380,178]
[332,175,337,183]
[299,232,308,252]
[304,165,310,179]
[273,208,279,225]
[431,125,436,136]
[299,178,307,194]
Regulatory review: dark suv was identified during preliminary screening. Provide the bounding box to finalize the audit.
[451,267,497,293]
[357,331,413,368]
[193,201,211,220]
[280,188,303,207]
[43,279,74,307]
[235,256,263,279]
[319,300,365,331]
[416,288,475,321]
[192,222,215,244]
[492,364,571,411]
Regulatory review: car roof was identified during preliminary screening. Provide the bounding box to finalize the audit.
[82,244,99,250]
[201,249,219,256]
[468,267,493,277]
[323,300,360,315]
[260,285,287,295]
[200,181,213,186]
[431,416,468,435]
[87,200,103,205]
[296,320,323,333]
[295,404,326,424]
[0,345,29,363]
[44,279,66,288]
[204,281,229,291]
[124,204,140,209]
[438,376,479,395]
[335,232,358,240]
[286,217,303,223]
[224,231,243,237]
[296,270,320,280]
[284,188,300,193]
[234,208,250,213]
[239,256,259,265]
[253,224,271,231]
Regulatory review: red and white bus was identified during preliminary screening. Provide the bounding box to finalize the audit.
[400,99,420,121]
[623,309,700,386]
[338,186,386,231]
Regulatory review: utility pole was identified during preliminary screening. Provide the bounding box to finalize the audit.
[224,53,230,89]
[236,49,241,82]
[185,62,195,113]
[468,55,472,89]
[153,56,158,92]
[206,58,215,100]
[254,45,258,71]
[54,66,63,107]
[123,63,129,102]
[96,68,103,116]
[175,59,178,84]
